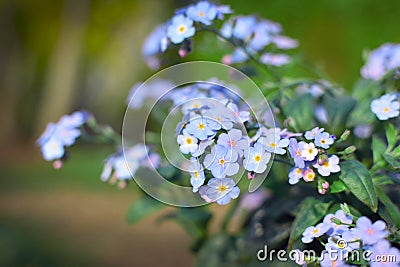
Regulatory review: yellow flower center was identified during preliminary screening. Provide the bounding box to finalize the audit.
[313,229,319,234]
[254,154,261,162]
[229,141,236,147]
[218,185,227,192]
[270,142,277,148]
[178,25,186,33]
[193,103,200,108]
[383,107,390,112]
[198,11,205,17]
[186,137,192,144]
[193,171,199,178]
[367,228,375,235]
[321,139,326,144]
[323,162,330,167]
[219,159,225,165]
[296,168,302,174]
[308,149,314,154]
[198,123,205,130]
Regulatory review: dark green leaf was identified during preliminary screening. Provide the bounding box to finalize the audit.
[288,197,331,250]
[372,136,386,163]
[375,186,400,228]
[126,195,165,224]
[339,160,378,212]
[282,93,313,132]
[372,175,394,185]
[322,94,356,133]
[383,153,400,170]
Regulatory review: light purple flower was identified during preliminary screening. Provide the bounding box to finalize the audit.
[361,43,400,80]
[166,14,195,44]
[203,144,239,178]
[243,142,271,173]
[314,132,334,149]
[323,209,353,236]
[305,127,324,140]
[217,129,249,158]
[185,116,219,140]
[232,16,257,40]
[369,240,400,267]
[272,35,299,49]
[288,167,303,185]
[259,133,289,155]
[314,155,340,176]
[260,53,291,66]
[186,1,217,26]
[227,102,250,123]
[319,252,351,267]
[288,138,305,168]
[188,157,205,192]
[352,217,388,245]
[41,138,65,161]
[370,93,399,120]
[301,223,330,243]
[248,21,273,51]
[205,177,240,205]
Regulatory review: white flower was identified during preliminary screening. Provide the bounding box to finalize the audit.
[177,130,198,154]
[314,155,341,176]
[301,142,318,161]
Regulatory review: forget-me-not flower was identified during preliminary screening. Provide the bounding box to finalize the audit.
[177,130,198,154]
[301,223,330,243]
[167,14,195,44]
[186,1,217,26]
[217,129,249,158]
[185,116,219,140]
[259,133,289,155]
[314,132,334,149]
[305,127,324,140]
[205,177,240,205]
[243,142,271,173]
[370,93,399,120]
[203,144,239,178]
[288,138,305,168]
[352,216,388,245]
[188,157,205,192]
[314,155,340,176]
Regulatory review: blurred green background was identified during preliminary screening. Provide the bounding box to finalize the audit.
[0,0,399,266]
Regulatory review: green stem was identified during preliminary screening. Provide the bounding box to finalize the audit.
[200,26,281,82]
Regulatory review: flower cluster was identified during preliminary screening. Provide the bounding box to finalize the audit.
[100,144,160,189]
[361,43,400,80]
[142,1,231,68]
[370,92,400,121]
[300,210,399,267]
[220,15,298,65]
[37,111,89,167]
[287,127,340,194]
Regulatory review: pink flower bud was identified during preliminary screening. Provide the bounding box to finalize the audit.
[222,55,232,65]
[53,160,63,170]
[248,172,255,180]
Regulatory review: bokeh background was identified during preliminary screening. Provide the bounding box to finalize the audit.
[1,0,399,266]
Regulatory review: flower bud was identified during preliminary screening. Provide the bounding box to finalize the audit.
[53,160,63,170]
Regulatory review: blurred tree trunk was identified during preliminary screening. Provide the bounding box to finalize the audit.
[35,0,90,134]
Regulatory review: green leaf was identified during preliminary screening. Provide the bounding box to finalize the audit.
[386,124,398,151]
[322,94,356,133]
[282,93,313,132]
[339,160,378,212]
[372,175,394,185]
[126,195,165,224]
[375,186,400,228]
[288,197,331,250]
[372,136,387,163]
[330,180,348,193]
[383,153,400,170]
